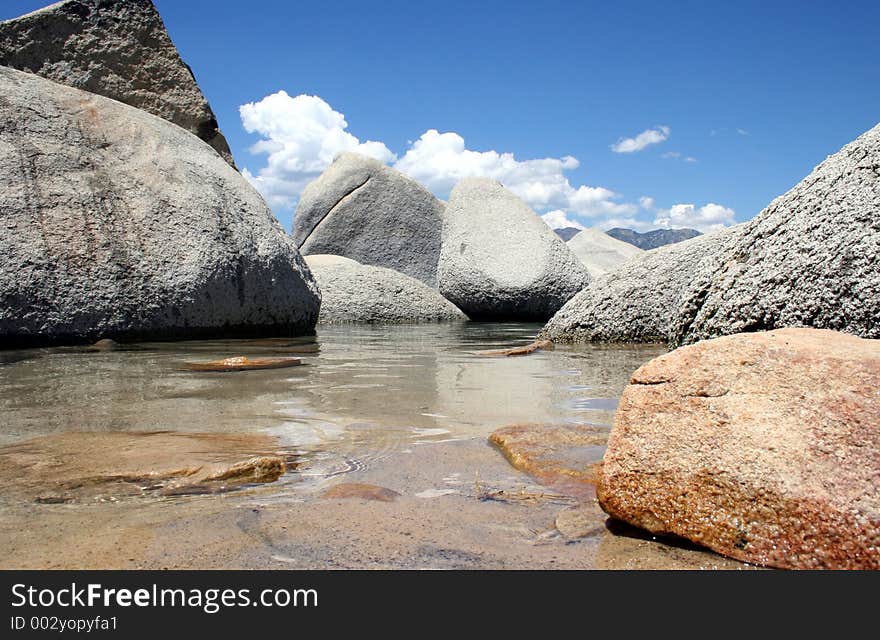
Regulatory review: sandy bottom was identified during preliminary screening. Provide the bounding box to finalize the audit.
[0,434,751,570]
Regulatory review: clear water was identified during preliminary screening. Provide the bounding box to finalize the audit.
[0,323,662,482]
[0,323,698,569]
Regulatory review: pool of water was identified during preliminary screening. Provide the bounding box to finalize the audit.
[0,323,749,569]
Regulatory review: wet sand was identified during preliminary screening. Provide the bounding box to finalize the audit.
[0,324,754,570]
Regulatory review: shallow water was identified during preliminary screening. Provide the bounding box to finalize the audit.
[0,323,752,569]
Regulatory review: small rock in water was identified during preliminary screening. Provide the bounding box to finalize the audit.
[476,339,554,357]
[321,483,401,502]
[555,502,606,539]
[489,423,606,498]
[183,356,303,372]
[91,339,119,351]
[0,431,293,502]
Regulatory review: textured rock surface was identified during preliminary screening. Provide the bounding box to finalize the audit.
[672,123,880,345]
[607,227,701,250]
[540,228,741,343]
[598,328,880,570]
[0,0,235,165]
[293,153,445,287]
[438,178,592,320]
[305,255,466,324]
[566,227,644,279]
[0,66,319,346]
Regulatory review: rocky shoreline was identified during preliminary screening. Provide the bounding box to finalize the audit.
[0,0,877,570]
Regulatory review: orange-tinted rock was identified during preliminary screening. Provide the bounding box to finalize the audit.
[477,339,554,357]
[183,356,302,372]
[321,483,400,502]
[489,423,605,498]
[0,431,293,501]
[598,328,880,570]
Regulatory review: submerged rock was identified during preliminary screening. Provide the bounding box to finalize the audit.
[293,153,445,287]
[321,483,401,502]
[438,178,592,320]
[555,502,606,540]
[476,339,554,357]
[566,227,643,279]
[672,122,880,345]
[0,66,319,346]
[598,328,880,570]
[183,356,303,372]
[305,255,466,324]
[489,423,606,498]
[0,431,293,502]
[540,228,741,343]
[0,0,235,165]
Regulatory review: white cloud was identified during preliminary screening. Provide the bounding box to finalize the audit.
[239,91,395,209]
[662,151,697,163]
[611,126,670,153]
[238,92,737,236]
[541,209,585,230]
[737,128,750,136]
[393,129,636,218]
[654,203,736,232]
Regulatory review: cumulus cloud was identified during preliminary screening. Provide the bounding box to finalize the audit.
[239,91,395,209]
[394,129,636,218]
[541,209,585,230]
[611,126,670,153]
[654,203,736,232]
[238,92,736,235]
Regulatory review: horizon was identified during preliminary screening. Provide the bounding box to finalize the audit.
[2,0,878,234]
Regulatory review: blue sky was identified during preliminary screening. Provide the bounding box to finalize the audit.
[3,0,879,232]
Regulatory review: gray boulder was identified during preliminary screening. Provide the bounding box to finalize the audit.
[566,227,643,279]
[0,66,319,346]
[539,228,741,343]
[672,122,880,346]
[305,255,466,324]
[292,153,445,287]
[438,178,592,320]
[0,0,235,166]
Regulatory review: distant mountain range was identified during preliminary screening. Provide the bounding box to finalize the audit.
[554,226,702,249]
[606,227,702,250]
[552,227,583,242]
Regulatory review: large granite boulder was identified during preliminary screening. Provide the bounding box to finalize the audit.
[598,328,880,570]
[566,227,643,279]
[304,255,465,324]
[438,178,592,320]
[292,153,445,287]
[0,0,235,166]
[672,123,880,346]
[0,66,319,346]
[540,228,741,343]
